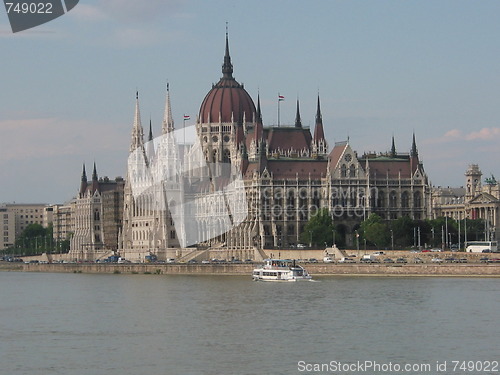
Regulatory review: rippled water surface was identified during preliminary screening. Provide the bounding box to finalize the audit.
[0,272,498,375]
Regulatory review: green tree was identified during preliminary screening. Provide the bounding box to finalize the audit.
[300,208,335,247]
[390,216,415,248]
[9,223,53,256]
[360,213,390,248]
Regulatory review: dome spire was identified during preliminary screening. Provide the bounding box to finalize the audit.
[391,135,396,157]
[222,23,233,79]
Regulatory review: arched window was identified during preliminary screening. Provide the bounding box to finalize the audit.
[223,149,230,162]
[389,191,397,208]
[413,191,422,208]
[401,191,409,208]
[377,190,385,208]
[349,164,356,177]
[341,164,347,178]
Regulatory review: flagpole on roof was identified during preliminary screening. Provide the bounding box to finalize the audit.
[278,92,280,127]
[277,93,284,127]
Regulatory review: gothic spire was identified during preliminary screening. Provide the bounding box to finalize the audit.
[91,162,99,193]
[79,163,88,197]
[222,25,233,79]
[81,163,87,182]
[254,93,263,142]
[148,118,153,142]
[390,135,396,157]
[162,82,175,134]
[313,94,325,142]
[256,92,263,125]
[295,99,302,128]
[411,132,418,157]
[130,91,145,153]
[92,162,98,181]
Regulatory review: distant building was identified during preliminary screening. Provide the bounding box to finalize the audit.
[0,208,16,249]
[432,164,500,241]
[50,200,75,243]
[69,163,124,261]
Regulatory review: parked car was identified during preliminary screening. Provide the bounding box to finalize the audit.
[396,258,407,264]
[339,257,355,263]
[414,257,424,263]
[383,258,395,263]
[431,258,443,263]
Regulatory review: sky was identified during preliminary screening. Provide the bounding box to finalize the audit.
[1,0,500,204]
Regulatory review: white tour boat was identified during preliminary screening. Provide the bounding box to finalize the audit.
[252,259,312,282]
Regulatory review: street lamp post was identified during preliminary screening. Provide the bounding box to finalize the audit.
[309,230,312,248]
[390,229,394,250]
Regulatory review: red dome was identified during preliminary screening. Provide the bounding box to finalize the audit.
[199,78,256,124]
[198,34,256,124]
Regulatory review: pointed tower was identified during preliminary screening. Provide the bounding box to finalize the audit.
[79,163,88,197]
[390,136,396,157]
[312,94,327,156]
[410,132,418,157]
[409,132,419,174]
[91,162,99,193]
[130,91,145,153]
[294,99,302,128]
[148,119,153,142]
[145,119,155,164]
[162,82,175,134]
[250,93,265,161]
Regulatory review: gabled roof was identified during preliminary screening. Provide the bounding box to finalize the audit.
[468,192,499,205]
[328,141,348,170]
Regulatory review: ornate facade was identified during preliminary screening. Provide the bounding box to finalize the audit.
[119,34,431,261]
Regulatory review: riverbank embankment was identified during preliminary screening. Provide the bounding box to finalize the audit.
[1,262,499,277]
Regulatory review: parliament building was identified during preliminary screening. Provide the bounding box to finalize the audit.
[70,34,432,262]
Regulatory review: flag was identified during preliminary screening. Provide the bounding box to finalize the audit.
[183,115,190,120]
[278,95,285,101]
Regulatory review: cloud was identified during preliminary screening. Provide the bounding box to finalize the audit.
[424,127,500,145]
[464,127,500,141]
[444,129,463,139]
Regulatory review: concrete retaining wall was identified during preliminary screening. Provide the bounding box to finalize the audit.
[2,262,498,277]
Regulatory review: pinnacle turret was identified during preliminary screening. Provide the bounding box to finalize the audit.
[313,94,325,142]
[295,99,302,128]
[130,91,145,153]
[162,82,175,134]
[391,136,396,157]
[410,132,418,157]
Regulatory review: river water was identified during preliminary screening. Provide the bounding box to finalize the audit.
[0,272,498,375]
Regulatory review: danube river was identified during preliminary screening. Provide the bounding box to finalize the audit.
[1,272,498,375]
